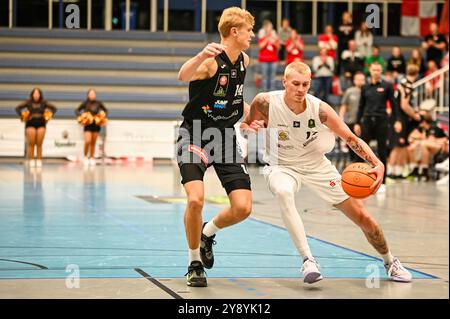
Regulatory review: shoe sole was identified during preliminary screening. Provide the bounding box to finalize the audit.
[187,279,208,287]
[304,272,323,284]
[390,277,412,283]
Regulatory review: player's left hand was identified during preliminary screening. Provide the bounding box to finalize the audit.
[368,163,385,193]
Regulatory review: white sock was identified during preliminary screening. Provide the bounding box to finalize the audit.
[189,248,201,264]
[203,220,221,237]
[394,165,403,176]
[381,252,395,265]
[270,172,313,261]
[387,164,393,175]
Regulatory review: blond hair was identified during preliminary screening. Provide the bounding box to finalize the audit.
[284,62,312,78]
[218,7,255,38]
[406,63,419,76]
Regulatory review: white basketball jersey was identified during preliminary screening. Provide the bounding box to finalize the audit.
[264,91,336,167]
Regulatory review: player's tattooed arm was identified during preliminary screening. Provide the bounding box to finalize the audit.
[254,93,270,118]
[241,93,269,134]
[319,107,328,124]
[319,102,382,168]
[345,136,381,167]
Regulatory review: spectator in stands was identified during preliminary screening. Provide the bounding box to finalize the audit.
[318,25,338,60]
[422,22,448,66]
[337,11,355,74]
[425,59,440,96]
[407,111,449,181]
[15,88,57,168]
[76,89,108,166]
[339,72,366,162]
[312,47,335,104]
[257,19,270,38]
[355,22,373,59]
[387,64,422,180]
[340,39,364,90]
[364,45,385,75]
[441,51,449,67]
[386,46,406,82]
[258,20,280,91]
[354,62,400,192]
[278,18,293,64]
[407,48,426,78]
[285,29,304,65]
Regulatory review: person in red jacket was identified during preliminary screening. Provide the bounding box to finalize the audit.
[285,29,304,65]
[318,25,338,60]
[258,20,280,91]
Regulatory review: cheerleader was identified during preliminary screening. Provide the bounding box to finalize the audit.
[15,88,57,167]
[76,89,108,166]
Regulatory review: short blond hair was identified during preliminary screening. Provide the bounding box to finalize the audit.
[218,7,255,38]
[406,63,419,76]
[284,62,312,78]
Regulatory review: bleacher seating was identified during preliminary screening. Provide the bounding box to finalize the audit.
[0,28,424,120]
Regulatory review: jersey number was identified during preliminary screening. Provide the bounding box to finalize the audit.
[306,131,318,139]
[235,84,244,97]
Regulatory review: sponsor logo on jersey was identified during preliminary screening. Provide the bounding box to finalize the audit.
[377,87,385,93]
[277,124,288,128]
[219,75,228,86]
[293,121,300,128]
[213,100,228,109]
[202,105,212,114]
[207,109,239,121]
[220,64,226,69]
[213,73,230,97]
[308,119,316,128]
[231,69,237,78]
[278,130,289,141]
[232,98,242,105]
[277,144,294,150]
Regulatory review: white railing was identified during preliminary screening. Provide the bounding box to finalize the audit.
[412,64,449,114]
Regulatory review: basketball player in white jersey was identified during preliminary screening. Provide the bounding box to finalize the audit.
[241,62,412,283]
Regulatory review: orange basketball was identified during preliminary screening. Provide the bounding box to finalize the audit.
[341,162,377,199]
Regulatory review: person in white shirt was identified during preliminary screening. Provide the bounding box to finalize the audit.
[355,22,373,58]
[312,48,334,104]
[240,61,412,284]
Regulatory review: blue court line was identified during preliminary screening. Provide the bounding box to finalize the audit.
[0,164,439,281]
[249,217,440,280]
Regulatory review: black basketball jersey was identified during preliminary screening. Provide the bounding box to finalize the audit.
[181,51,246,130]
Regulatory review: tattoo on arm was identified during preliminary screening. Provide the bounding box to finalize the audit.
[364,227,389,255]
[319,107,328,123]
[346,136,379,166]
[256,94,269,118]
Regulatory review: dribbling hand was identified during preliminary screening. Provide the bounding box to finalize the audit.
[368,164,385,193]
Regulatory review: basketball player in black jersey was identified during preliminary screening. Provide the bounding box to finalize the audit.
[177,7,255,287]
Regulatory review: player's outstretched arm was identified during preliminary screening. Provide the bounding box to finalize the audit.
[240,93,269,135]
[177,42,225,82]
[319,102,384,192]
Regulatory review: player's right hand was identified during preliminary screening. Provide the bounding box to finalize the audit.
[199,43,226,59]
[368,163,384,193]
[249,120,265,132]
